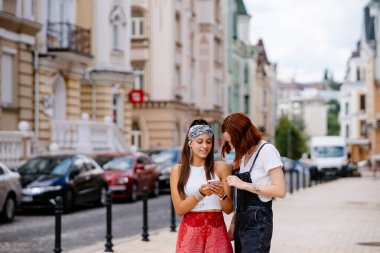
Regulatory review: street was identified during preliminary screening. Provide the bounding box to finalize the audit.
[0,194,174,253]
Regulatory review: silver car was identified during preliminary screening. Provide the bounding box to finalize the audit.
[0,162,22,222]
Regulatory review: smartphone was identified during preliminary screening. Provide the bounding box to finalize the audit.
[207,179,220,185]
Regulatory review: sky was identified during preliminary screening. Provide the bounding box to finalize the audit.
[243,0,370,83]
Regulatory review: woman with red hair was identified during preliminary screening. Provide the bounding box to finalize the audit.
[222,112,286,253]
[170,119,233,253]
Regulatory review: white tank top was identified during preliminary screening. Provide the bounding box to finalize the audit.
[184,165,221,211]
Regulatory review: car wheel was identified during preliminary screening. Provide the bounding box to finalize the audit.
[97,186,107,206]
[151,180,160,198]
[1,196,16,222]
[63,190,74,214]
[129,183,137,202]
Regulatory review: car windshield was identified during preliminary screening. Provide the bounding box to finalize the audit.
[19,157,72,176]
[103,157,134,170]
[313,146,344,158]
[151,150,179,166]
[224,150,235,161]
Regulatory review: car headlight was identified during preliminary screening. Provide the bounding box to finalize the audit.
[22,185,63,195]
[114,177,129,184]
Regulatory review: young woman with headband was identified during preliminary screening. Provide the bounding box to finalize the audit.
[170,119,233,253]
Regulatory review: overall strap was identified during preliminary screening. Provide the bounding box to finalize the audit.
[248,142,268,173]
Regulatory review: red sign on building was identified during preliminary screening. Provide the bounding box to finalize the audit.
[129,89,144,104]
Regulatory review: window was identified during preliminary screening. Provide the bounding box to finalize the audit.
[345,125,350,138]
[263,90,267,106]
[345,102,349,116]
[132,63,145,90]
[359,94,366,112]
[244,95,249,114]
[215,0,221,22]
[23,0,35,20]
[110,6,126,51]
[1,52,15,106]
[131,10,144,37]
[244,64,249,84]
[360,120,367,138]
[214,79,221,107]
[113,24,120,49]
[356,67,361,81]
[214,38,222,63]
[131,121,141,150]
[175,65,181,86]
[175,13,181,44]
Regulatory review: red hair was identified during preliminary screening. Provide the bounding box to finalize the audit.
[221,112,263,170]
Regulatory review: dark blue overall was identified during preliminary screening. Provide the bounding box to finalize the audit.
[234,143,273,253]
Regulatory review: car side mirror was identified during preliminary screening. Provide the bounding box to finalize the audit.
[135,164,145,171]
[69,169,80,179]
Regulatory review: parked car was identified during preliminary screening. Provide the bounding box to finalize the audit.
[95,152,159,202]
[0,162,22,222]
[223,150,236,169]
[18,155,108,213]
[146,147,181,190]
[281,157,295,171]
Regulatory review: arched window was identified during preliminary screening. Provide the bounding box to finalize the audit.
[131,9,145,38]
[110,6,126,50]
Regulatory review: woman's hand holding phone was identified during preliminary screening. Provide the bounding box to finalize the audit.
[208,180,224,197]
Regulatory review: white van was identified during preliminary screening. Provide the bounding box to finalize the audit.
[308,136,348,178]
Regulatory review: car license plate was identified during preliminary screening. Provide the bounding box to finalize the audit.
[21,195,33,202]
[110,185,126,191]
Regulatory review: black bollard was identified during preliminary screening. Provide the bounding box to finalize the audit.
[142,187,149,241]
[289,170,293,194]
[53,196,63,253]
[296,170,300,191]
[302,168,306,188]
[104,190,114,252]
[170,197,176,232]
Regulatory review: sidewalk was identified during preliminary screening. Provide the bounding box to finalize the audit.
[68,169,380,253]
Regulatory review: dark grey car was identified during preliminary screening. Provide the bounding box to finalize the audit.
[18,155,107,213]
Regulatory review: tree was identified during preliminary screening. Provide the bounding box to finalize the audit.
[275,115,308,160]
[326,99,340,135]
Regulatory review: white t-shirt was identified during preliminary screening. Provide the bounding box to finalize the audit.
[239,141,283,202]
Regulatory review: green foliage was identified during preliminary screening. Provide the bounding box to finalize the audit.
[275,115,308,160]
[328,80,342,91]
[327,99,340,135]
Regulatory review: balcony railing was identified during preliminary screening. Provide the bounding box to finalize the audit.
[51,118,129,155]
[0,127,48,168]
[47,22,91,57]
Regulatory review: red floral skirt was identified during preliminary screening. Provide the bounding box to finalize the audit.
[176,212,233,253]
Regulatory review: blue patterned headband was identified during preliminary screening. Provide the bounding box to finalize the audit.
[188,125,213,144]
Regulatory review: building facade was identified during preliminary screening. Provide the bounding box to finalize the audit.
[0,0,41,131]
[277,81,333,138]
[358,0,380,163]
[130,0,225,150]
[251,40,277,142]
[339,42,369,162]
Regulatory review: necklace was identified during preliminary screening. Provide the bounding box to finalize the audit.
[247,142,260,157]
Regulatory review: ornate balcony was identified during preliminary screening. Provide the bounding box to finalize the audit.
[47,22,91,57]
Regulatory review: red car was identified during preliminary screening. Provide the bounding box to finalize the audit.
[95,152,159,202]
